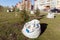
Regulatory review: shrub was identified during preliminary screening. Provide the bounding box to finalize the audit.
[35,9,40,17]
[20,9,30,24]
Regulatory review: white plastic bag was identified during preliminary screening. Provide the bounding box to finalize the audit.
[22,19,41,38]
[47,12,55,18]
[30,11,34,14]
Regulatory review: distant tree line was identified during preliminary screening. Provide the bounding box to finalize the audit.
[0,5,4,12]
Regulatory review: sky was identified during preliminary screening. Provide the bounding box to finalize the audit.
[0,0,34,7]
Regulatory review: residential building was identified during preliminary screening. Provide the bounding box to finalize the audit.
[16,0,60,11]
[16,0,31,11]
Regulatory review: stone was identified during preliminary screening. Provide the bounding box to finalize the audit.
[30,11,34,14]
[10,9,13,12]
[7,10,9,12]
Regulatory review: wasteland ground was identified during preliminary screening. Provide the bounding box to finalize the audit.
[0,11,60,40]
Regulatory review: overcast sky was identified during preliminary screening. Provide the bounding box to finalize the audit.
[0,0,34,7]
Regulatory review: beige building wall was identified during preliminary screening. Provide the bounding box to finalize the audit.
[56,0,60,9]
[16,2,23,10]
[22,0,31,10]
[35,0,60,10]
[16,0,31,10]
[15,0,60,11]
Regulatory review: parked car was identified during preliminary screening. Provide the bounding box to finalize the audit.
[50,8,60,13]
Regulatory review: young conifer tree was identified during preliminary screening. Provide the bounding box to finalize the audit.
[20,9,30,24]
[35,9,40,17]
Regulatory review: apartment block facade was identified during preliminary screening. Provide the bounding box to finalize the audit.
[16,0,60,11]
[16,0,31,10]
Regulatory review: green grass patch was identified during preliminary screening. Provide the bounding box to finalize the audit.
[0,11,60,40]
